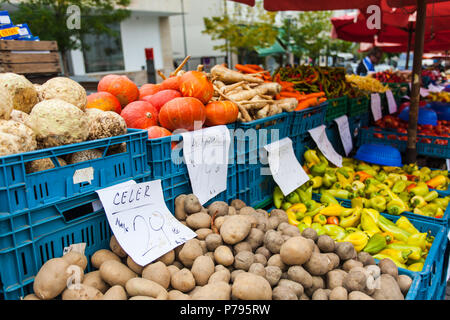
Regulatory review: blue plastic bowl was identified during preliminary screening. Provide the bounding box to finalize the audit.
[399,106,438,125]
[429,102,450,121]
[354,144,402,167]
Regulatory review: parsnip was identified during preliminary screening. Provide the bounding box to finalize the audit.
[211,65,264,84]
[273,98,298,112]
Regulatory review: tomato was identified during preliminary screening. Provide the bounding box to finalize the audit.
[422,124,434,131]
[397,128,407,134]
[327,217,339,225]
[374,133,384,139]
[387,134,398,140]
[399,136,408,141]
[420,138,432,144]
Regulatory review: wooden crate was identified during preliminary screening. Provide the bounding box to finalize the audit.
[0,40,61,75]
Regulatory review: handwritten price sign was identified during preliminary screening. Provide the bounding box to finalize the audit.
[96,180,196,266]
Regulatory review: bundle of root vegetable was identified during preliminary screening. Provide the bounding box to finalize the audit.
[209,65,299,122]
[26,195,412,300]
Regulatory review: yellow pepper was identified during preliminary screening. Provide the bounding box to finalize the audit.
[302,216,312,227]
[406,232,427,251]
[378,248,410,264]
[395,216,419,235]
[360,210,381,234]
[407,262,424,272]
[319,204,345,216]
[372,254,408,269]
[286,203,307,221]
[313,214,327,225]
[343,231,369,252]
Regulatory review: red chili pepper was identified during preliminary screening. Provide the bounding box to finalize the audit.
[406,183,417,192]
[327,217,339,225]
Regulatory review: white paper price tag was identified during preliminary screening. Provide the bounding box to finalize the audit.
[385,90,397,114]
[370,93,382,122]
[334,115,353,156]
[420,87,429,97]
[264,138,310,196]
[96,180,197,266]
[308,125,342,167]
[447,159,450,171]
[182,126,231,205]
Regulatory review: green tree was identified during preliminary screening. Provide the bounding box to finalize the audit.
[281,11,333,65]
[1,0,131,75]
[328,39,356,66]
[202,1,278,64]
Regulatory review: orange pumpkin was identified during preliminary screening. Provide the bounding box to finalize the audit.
[98,75,139,107]
[159,76,181,91]
[146,89,182,112]
[139,84,161,100]
[120,101,158,129]
[179,71,214,104]
[159,97,206,132]
[86,91,122,113]
[147,126,177,149]
[205,101,239,126]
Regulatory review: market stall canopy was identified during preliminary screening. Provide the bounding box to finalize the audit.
[256,38,286,57]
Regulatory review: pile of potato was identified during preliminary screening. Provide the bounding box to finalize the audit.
[24,195,413,300]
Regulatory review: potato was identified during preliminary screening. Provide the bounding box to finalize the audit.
[299,294,310,300]
[125,278,168,300]
[301,228,318,242]
[335,242,357,261]
[305,276,325,297]
[186,212,212,230]
[171,268,196,293]
[205,233,223,252]
[175,194,187,220]
[178,239,203,268]
[365,265,381,279]
[278,279,304,298]
[253,253,267,266]
[62,251,88,271]
[220,215,252,245]
[264,266,282,287]
[142,261,171,289]
[248,263,266,277]
[99,260,137,287]
[199,240,208,254]
[192,281,231,300]
[287,266,313,289]
[326,269,347,289]
[267,254,287,272]
[231,199,246,210]
[317,235,335,253]
[128,296,155,300]
[91,249,121,269]
[277,222,290,232]
[312,288,329,300]
[196,228,213,240]
[234,241,252,254]
[109,235,127,258]
[371,274,404,300]
[269,209,288,224]
[342,259,364,272]
[102,285,127,300]
[62,284,103,300]
[280,236,314,266]
[33,258,71,300]
[329,286,348,300]
[255,247,271,260]
[214,216,227,230]
[66,264,85,286]
[357,251,376,266]
[263,230,284,254]
[156,250,175,266]
[239,206,257,216]
[246,228,265,250]
[167,265,180,278]
[168,290,191,300]
[378,258,398,280]
[281,225,301,237]
[325,253,340,270]
[313,244,321,253]
[214,245,234,266]
[83,271,109,294]
[267,216,280,230]
[191,255,215,286]
[348,291,374,300]
[398,274,412,295]
[255,216,270,232]
[232,272,272,300]
[124,256,144,275]
[184,194,202,214]
[208,269,231,284]
[234,251,254,271]
[343,268,367,292]
[272,286,297,300]
[231,270,245,283]
[172,261,183,269]
[228,206,237,215]
[23,294,40,300]
[207,201,229,217]
[304,252,331,276]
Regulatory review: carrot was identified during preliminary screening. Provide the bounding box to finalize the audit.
[294,97,320,111]
[279,91,304,98]
[235,64,261,74]
[302,92,326,99]
[245,64,264,71]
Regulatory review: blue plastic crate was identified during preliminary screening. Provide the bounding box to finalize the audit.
[325,122,345,156]
[349,113,370,142]
[289,103,327,137]
[160,164,238,214]
[146,124,236,179]
[0,129,149,215]
[291,134,316,164]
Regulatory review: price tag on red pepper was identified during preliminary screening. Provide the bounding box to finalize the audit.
[308,125,342,167]
[385,90,397,114]
[334,115,353,156]
[370,93,382,122]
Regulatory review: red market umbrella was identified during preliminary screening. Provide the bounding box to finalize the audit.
[228,0,380,11]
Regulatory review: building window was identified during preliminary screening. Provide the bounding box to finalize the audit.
[82,23,125,73]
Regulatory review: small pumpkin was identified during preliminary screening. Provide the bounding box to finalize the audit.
[159,97,206,132]
[179,71,214,104]
[147,126,177,149]
[120,101,158,129]
[98,75,139,107]
[205,101,239,126]
[86,92,122,113]
[159,76,181,91]
[146,89,182,112]
[139,84,160,100]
